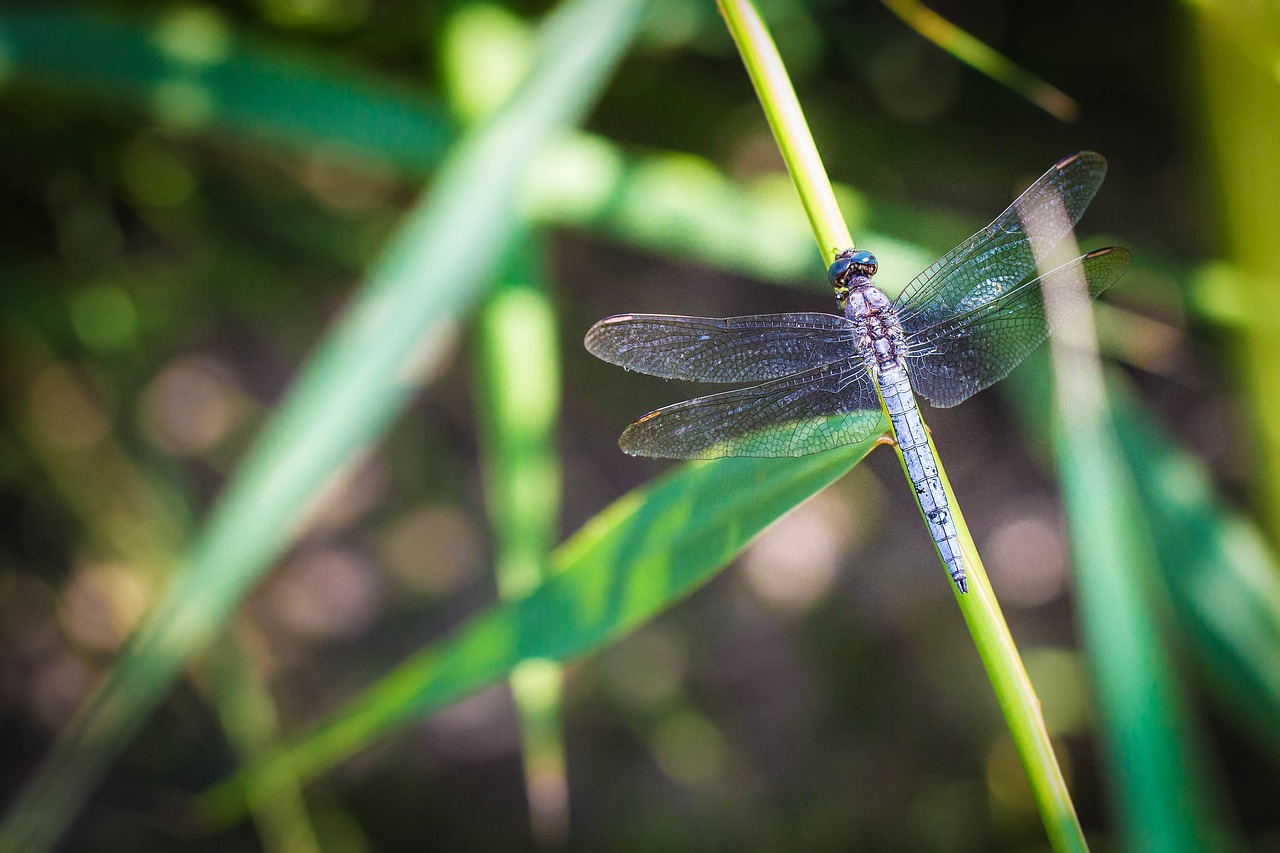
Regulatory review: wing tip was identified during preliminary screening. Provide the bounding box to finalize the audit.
[1056,150,1106,172]
[583,314,635,355]
[1085,245,1133,268]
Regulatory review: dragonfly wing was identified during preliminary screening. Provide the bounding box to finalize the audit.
[904,247,1132,408]
[585,312,857,383]
[620,361,884,459]
[894,152,1108,326]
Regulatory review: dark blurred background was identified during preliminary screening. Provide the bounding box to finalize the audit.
[1,0,1276,850]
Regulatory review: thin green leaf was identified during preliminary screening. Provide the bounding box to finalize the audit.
[1012,354,1280,761]
[205,639,322,853]
[1109,376,1280,758]
[1197,3,1280,564]
[0,0,645,849]
[720,2,1083,848]
[1009,343,1241,847]
[0,8,451,168]
[1054,402,1230,849]
[880,0,1080,122]
[201,439,880,822]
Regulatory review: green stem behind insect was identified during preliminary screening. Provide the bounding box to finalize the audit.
[716,0,850,263]
[718,1,1085,850]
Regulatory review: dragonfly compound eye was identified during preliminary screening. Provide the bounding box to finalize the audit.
[827,254,854,287]
[828,249,878,287]
[848,250,878,277]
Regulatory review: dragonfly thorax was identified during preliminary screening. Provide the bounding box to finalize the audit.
[845,283,906,370]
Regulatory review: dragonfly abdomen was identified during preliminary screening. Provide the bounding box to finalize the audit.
[875,360,969,593]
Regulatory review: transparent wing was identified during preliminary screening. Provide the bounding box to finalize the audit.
[619,361,884,459]
[904,247,1132,407]
[894,152,1108,326]
[585,312,857,383]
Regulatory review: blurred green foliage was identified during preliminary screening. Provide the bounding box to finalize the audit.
[0,1,1277,851]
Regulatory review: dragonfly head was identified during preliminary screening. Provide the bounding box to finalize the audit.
[828,249,878,302]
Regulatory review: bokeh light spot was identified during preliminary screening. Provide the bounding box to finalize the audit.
[984,734,1035,815]
[654,711,727,788]
[152,6,232,66]
[1024,647,1092,736]
[866,34,960,123]
[139,356,245,456]
[443,4,532,121]
[259,0,371,31]
[984,508,1068,607]
[151,80,215,129]
[58,563,149,653]
[603,627,686,709]
[30,652,94,731]
[298,148,397,213]
[271,548,383,640]
[523,133,624,224]
[379,505,482,595]
[742,490,854,614]
[69,283,140,351]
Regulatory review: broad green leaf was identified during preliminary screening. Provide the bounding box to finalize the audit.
[202,437,882,822]
[0,8,451,168]
[1011,349,1245,849]
[0,0,646,849]
[1109,377,1280,758]
[1054,400,1228,849]
[1012,353,1280,758]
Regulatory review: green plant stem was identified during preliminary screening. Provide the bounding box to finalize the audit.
[717,0,850,263]
[880,0,1079,122]
[0,0,644,849]
[719,1,1085,849]
[476,237,570,847]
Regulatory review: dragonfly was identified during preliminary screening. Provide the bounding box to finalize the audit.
[584,152,1131,593]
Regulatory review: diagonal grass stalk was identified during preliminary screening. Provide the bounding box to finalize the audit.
[717,0,1085,849]
[880,0,1079,122]
[0,0,644,849]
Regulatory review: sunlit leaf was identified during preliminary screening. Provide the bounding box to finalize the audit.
[0,0,645,848]
[202,437,880,821]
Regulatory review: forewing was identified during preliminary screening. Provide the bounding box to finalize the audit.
[894,152,1108,325]
[904,247,1132,408]
[619,361,884,459]
[585,313,856,383]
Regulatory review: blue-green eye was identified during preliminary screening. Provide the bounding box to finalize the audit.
[827,255,853,286]
[847,250,877,276]
[828,249,878,286]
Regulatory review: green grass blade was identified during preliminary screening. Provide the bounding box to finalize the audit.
[1011,354,1280,763]
[1053,401,1229,849]
[1007,343,1241,847]
[720,1,1084,848]
[1108,376,1280,757]
[0,8,451,168]
[201,441,879,822]
[880,0,1080,121]
[475,236,571,845]
[205,639,322,853]
[3,325,322,852]
[1196,4,1280,558]
[717,0,850,261]
[0,0,645,849]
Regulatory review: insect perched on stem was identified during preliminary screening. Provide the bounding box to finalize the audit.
[586,152,1130,593]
